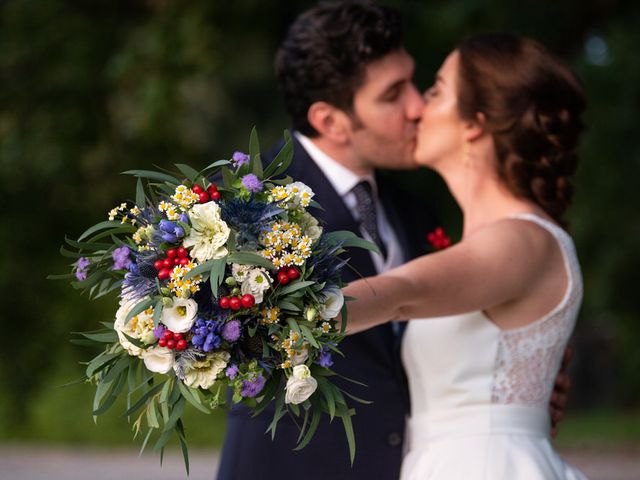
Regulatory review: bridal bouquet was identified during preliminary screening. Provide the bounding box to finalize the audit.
[53,129,373,471]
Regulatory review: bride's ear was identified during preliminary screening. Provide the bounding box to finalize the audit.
[307,101,350,144]
[463,112,487,142]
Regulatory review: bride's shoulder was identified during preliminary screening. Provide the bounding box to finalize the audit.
[467,216,562,264]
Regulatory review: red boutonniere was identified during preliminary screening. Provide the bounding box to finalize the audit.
[427,227,451,250]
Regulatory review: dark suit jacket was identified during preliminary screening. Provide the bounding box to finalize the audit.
[216,137,438,480]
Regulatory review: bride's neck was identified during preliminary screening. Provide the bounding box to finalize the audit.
[438,158,535,238]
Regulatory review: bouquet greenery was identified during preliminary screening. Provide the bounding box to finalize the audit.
[51,129,376,472]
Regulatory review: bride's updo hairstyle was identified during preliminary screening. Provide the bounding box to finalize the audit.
[456,33,586,226]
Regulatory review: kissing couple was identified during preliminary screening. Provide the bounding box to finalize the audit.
[217,1,587,479]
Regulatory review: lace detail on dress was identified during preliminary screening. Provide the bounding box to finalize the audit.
[491,214,583,406]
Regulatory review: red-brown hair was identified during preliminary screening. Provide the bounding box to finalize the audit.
[457,33,586,226]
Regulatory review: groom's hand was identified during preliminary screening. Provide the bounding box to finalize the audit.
[550,346,573,438]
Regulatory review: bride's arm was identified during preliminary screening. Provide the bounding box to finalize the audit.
[343,220,553,334]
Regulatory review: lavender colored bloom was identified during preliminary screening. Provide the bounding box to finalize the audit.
[75,257,90,281]
[179,213,190,224]
[316,346,334,368]
[112,247,132,270]
[161,232,178,243]
[221,320,241,342]
[241,174,263,193]
[240,375,266,398]
[153,323,166,339]
[159,219,176,233]
[225,364,239,380]
[191,318,223,352]
[232,151,250,167]
[173,226,184,238]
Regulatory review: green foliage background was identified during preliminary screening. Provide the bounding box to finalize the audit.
[1,0,638,444]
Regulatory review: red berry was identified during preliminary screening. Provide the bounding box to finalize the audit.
[210,191,221,201]
[207,184,218,194]
[192,184,203,194]
[229,296,242,311]
[198,192,210,203]
[166,248,177,258]
[158,338,167,347]
[163,258,173,268]
[163,330,174,340]
[178,257,190,266]
[277,271,290,285]
[172,332,183,341]
[219,296,230,309]
[176,339,187,351]
[286,267,300,280]
[167,339,176,349]
[154,260,164,270]
[241,294,255,308]
[177,246,188,258]
[158,268,171,280]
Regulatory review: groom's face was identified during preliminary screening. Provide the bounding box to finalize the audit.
[347,49,424,171]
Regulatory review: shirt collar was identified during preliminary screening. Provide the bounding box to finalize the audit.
[294,131,376,197]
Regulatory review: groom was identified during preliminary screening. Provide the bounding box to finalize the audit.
[216,2,570,479]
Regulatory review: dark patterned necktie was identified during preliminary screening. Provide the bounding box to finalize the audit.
[352,181,387,260]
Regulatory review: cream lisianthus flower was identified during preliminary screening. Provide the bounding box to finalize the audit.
[183,202,230,263]
[142,347,174,374]
[290,345,309,366]
[299,212,323,241]
[114,297,156,357]
[319,288,344,320]
[161,297,198,333]
[240,268,272,303]
[180,351,230,389]
[232,263,252,283]
[285,364,318,404]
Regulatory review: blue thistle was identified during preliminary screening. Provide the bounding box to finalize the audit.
[306,234,349,287]
[122,249,160,300]
[220,199,282,247]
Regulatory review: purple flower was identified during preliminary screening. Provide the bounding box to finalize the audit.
[153,323,166,339]
[240,375,266,398]
[179,213,189,224]
[241,174,263,193]
[232,151,250,167]
[159,219,176,233]
[112,247,132,271]
[222,320,241,342]
[225,364,239,380]
[75,257,90,281]
[191,318,223,352]
[316,346,333,368]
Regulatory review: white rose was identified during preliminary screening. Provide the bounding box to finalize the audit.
[285,365,318,404]
[161,297,198,333]
[240,268,272,304]
[183,202,230,262]
[231,263,252,283]
[180,351,230,389]
[299,212,323,241]
[114,297,156,357]
[142,347,174,374]
[319,288,344,319]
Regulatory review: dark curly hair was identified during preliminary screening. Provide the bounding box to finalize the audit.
[275,0,404,137]
[456,33,586,226]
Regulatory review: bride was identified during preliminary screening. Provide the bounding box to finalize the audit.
[343,33,587,479]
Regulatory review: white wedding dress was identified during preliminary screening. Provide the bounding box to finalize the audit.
[400,214,587,479]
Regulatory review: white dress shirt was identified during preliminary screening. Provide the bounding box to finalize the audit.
[295,132,405,274]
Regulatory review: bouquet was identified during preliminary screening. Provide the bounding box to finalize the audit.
[52,129,375,471]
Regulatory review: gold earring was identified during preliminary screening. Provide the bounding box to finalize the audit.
[463,142,471,167]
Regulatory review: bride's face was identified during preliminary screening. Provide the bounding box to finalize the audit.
[414,51,466,169]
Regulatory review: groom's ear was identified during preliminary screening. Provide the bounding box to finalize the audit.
[307,101,350,144]
[463,112,486,142]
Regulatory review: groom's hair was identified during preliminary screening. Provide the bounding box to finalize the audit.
[275,0,404,137]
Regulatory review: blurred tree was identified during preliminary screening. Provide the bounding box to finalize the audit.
[0,0,637,430]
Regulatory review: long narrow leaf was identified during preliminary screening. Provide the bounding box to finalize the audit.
[123,170,180,185]
[78,221,122,241]
[226,252,274,269]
